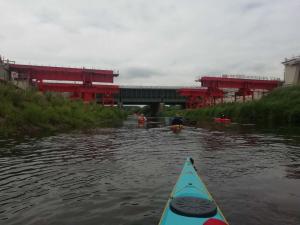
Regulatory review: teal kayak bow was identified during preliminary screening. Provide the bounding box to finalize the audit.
[159,158,229,225]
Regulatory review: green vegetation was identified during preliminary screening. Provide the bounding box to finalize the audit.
[0,82,127,136]
[123,106,142,115]
[184,85,300,127]
[159,105,185,117]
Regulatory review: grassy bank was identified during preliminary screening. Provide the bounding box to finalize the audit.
[0,82,127,136]
[158,106,185,117]
[184,85,300,127]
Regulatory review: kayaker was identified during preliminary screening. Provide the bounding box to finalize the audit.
[171,114,183,126]
[138,114,147,124]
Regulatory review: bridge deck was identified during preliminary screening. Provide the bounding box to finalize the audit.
[116,86,187,104]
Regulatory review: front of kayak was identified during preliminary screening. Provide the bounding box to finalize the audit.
[159,158,228,225]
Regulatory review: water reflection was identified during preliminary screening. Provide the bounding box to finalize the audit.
[0,119,300,225]
[285,163,300,179]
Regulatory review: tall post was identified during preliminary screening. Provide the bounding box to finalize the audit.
[150,102,160,116]
[159,102,164,112]
[118,101,123,108]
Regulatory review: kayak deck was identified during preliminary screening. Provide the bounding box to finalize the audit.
[159,158,228,225]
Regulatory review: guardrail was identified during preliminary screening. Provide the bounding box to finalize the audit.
[197,74,282,81]
[119,85,200,89]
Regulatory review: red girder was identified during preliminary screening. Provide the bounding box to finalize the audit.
[179,76,280,108]
[234,87,254,102]
[235,88,253,96]
[178,88,208,97]
[8,64,118,83]
[200,76,280,90]
[38,82,119,94]
[178,88,224,108]
[37,82,119,105]
[8,63,119,105]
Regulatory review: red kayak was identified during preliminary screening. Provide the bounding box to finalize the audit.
[214,118,231,123]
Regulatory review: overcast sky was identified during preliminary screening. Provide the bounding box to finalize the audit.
[0,0,299,85]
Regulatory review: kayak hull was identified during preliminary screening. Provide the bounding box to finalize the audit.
[214,118,231,123]
[159,158,228,225]
[171,125,183,133]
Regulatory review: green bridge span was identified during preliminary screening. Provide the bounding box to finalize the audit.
[113,86,188,115]
[116,86,186,105]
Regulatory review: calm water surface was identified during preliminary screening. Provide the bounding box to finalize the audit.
[0,118,300,225]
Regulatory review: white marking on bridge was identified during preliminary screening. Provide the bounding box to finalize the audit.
[119,85,200,89]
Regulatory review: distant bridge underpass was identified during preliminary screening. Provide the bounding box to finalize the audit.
[111,86,186,115]
[116,86,186,105]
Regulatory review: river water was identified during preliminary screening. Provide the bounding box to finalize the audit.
[0,117,299,225]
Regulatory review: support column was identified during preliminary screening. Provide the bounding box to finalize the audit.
[180,103,186,109]
[70,92,81,100]
[150,102,160,116]
[159,102,164,112]
[82,92,95,103]
[118,101,123,108]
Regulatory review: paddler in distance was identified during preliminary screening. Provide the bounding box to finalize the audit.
[138,113,147,124]
[171,114,183,133]
[171,113,183,126]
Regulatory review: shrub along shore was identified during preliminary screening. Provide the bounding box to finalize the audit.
[164,85,300,128]
[185,85,300,127]
[0,82,127,136]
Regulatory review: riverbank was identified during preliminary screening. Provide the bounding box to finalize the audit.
[0,82,127,136]
[186,85,300,127]
[162,85,300,128]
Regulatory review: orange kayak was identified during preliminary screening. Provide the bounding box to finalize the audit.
[171,125,183,133]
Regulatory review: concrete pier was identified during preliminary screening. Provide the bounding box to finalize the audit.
[283,56,300,85]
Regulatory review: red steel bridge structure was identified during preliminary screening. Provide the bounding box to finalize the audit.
[7,63,281,108]
[8,64,119,105]
[178,76,281,108]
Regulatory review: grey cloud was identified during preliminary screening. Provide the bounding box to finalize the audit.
[124,67,162,79]
[244,63,270,73]
[35,9,61,24]
[0,0,299,85]
[241,2,264,12]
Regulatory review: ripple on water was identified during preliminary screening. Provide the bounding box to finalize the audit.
[0,123,300,225]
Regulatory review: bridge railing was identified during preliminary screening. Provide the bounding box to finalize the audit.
[197,74,282,81]
[119,85,200,89]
